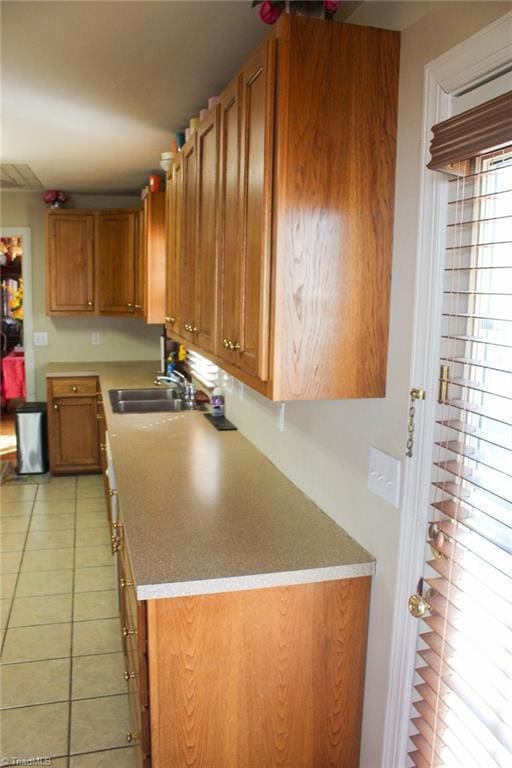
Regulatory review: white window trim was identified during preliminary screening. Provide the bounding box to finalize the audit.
[0,226,35,401]
[382,11,512,767]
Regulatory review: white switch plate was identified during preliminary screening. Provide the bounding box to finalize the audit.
[91,332,101,345]
[368,446,401,508]
[33,331,48,346]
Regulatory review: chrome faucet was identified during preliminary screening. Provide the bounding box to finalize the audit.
[154,371,187,388]
[154,372,196,409]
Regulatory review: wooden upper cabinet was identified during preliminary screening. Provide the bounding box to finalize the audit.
[47,213,95,314]
[270,17,400,399]
[141,191,166,324]
[180,135,198,341]
[165,16,400,401]
[195,106,220,353]
[97,212,136,315]
[218,75,242,367]
[165,155,182,335]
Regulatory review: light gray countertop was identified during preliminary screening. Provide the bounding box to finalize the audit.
[47,362,375,600]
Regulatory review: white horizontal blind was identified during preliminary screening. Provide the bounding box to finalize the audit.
[186,349,219,390]
[409,146,512,768]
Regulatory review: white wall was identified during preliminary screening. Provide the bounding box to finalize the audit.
[224,3,512,766]
[1,191,161,398]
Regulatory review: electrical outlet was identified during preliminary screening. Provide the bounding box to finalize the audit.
[33,332,48,346]
[368,446,401,508]
[91,332,101,345]
[277,403,285,432]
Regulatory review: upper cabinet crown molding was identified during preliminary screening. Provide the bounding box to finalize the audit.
[166,15,400,401]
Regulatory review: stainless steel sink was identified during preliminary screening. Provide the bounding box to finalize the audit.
[109,387,184,414]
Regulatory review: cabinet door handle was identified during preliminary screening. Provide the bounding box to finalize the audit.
[134,304,142,309]
[87,301,93,307]
[71,386,78,392]
[192,326,198,333]
[233,342,240,350]
[223,339,230,349]
[127,303,134,309]
[166,316,176,324]
[53,403,59,411]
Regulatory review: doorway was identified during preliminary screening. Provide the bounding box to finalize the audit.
[0,226,35,468]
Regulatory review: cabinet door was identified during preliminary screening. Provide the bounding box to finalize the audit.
[165,157,182,336]
[144,192,166,324]
[217,75,242,366]
[180,136,198,341]
[195,107,219,353]
[237,40,275,381]
[134,208,146,318]
[48,396,101,474]
[47,213,95,313]
[97,212,136,315]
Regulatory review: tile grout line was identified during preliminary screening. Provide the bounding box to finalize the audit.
[0,484,38,657]
[66,475,78,768]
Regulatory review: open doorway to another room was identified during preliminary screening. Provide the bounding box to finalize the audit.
[1,236,25,463]
[0,227,35,475]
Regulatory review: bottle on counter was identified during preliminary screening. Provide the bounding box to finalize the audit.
[211,387,224,417]
[166,353,175,378]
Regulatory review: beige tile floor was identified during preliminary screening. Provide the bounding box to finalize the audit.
[1,474,137,767]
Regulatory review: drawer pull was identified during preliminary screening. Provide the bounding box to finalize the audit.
[53,403,59,411]
[71,386,78,392]
[123,626,138,637]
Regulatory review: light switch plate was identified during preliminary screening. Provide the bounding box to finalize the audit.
[33,331,48,346]
[368,446,401,508]
[91,332,101,345]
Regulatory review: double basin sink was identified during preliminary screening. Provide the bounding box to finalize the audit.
[109,387,187,414]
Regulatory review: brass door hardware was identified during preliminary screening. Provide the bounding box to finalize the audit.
[71,386,78,392]
[126,733,140,743]
[438,365,449,404]
[408,577,434,619]
[123,626,138,637]
[120,578,133,588]
[53,403,59,411]
[87,301,93,307]
[406,387,426,458]
[124,671,136,680]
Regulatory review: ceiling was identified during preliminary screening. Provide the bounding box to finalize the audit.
[1,0,362,195]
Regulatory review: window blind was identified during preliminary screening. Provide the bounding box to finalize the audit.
[409,145,512,768]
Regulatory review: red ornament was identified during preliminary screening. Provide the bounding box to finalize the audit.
[259,1,284,24]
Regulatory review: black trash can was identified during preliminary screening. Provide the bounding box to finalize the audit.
[14,402,49,474]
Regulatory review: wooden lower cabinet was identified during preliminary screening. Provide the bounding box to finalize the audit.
[47,376,102,475]
[116,560,371,767]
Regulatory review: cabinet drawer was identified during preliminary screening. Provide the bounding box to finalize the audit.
[50,377,99,397]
